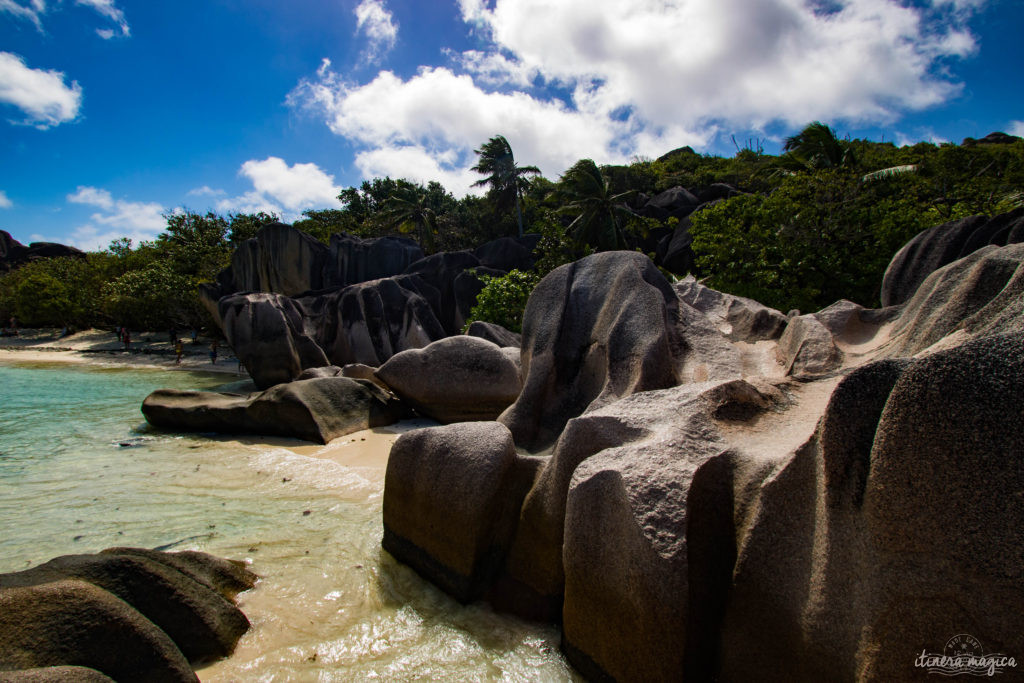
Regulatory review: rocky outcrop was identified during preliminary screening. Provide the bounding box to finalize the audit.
[0,230,84,273]
[375,336,522,423]
[142,376,404,444]
[465,320,521,348]
[402,251,484,334]
[473,237,534,272]
[382,422,527,602]
[0,548,255,681]
[301,275,448,369]
[219,292,328,389]
[499,250,739,452]
[639,186,700,221]
[229,222,329,296]
[323,233,424,289]
[880,208,1024,306]
[674,275,787,341]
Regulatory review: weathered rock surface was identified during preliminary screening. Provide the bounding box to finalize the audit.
[219,292,328,389]
[674,275,788,341]
[473,236,535,272]
[880,208,1024,306]
[375,336,522,423]
[0,230,85,273]
[0,548,255,682]
[229,222,330,296]
[402,250,483,334]
[465,320,521,348]
[655,217,697,275]
[885,242,1024,355]
[142,376,403,443]
[639,186,700,220]
[499,250,739,452]
[323,233,424,289]
[301,275,447,369]
[382,422,526,602]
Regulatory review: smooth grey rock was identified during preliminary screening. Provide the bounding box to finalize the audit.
[229,222,329,296]
[375,336,522,423]
[465,320,521,348]
[674,276,788,341]
[323,233,424,288]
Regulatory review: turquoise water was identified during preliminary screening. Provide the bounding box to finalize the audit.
[0,361,576,681]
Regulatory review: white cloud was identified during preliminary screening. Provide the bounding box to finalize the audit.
[0,190,12,208]
[1009,121,1024,138]
[291,0,988,192]
[66,185,165,250]
[0,0,129,37]
[0,52,82,129]
[187,185,226,197]
[215,157,341,219]
[354,0,397,62]
[68,185,114,209]
[0,0,44,31]
[74,0,129,38]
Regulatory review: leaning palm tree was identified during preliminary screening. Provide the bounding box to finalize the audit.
[471,135,541,238]
[380,191,437,253]
[554,158,635,251]
[783,121,855,170]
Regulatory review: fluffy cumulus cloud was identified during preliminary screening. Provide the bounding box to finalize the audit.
[0,52,82,129]
[0,190,12,209]
[0,0,129,37]
[1009,121,1024,138]
[215,157,342,219]
[66,185,165,250]
[292,0,988,190]
[354,0,398,62]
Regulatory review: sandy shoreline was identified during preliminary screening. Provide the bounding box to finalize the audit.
[0,328,245,376]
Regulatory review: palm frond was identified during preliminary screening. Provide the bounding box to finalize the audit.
[861,164,920,182]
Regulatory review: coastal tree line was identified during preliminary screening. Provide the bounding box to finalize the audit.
[1,124,1022,332]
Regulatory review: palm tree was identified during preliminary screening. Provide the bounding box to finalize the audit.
[471,135,541,238]
[381,191,437,253]
[783,121,855,170]
[554,159,635,251]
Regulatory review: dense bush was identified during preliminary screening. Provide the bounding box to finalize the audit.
[463,269,541,334]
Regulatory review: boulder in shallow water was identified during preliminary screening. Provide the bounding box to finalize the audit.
[375,336,522,423]
[382,422,526,602]
[0,548,255,681]
[142,377,403,444]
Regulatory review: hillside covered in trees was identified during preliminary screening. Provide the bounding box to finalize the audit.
[2,125,1021,332]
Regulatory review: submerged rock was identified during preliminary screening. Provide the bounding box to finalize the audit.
[0,548,255,682]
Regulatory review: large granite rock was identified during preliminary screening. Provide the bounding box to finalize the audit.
[375,336,522,423]
[301,274,447,368]
[142,377,404,444]
[639,186,700,221]
[219,292,328,389]
[465,320,522,348]
[0,548,255,681]
[382,422,527,602]
[880,208,1024,306]
[885,242,1024,355]
[473,237,534,272]
[499,250,739,452]
[402,251,482,334]
[229,222,329,296]
[0,231,84,273]
[674,275,787,341]
[323,233,424,288]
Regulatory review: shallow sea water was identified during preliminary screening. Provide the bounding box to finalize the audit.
[0,361,578,681]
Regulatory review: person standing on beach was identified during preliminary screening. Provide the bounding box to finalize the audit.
[175,339,184,365]
[209,339,218,364]
[123,329,131,352]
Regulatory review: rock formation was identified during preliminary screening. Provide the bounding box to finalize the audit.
[380,226,1024,681]
[0,230,85,273]
[142,376,405,444]
[375,336,522,424]
[0,548,255,682]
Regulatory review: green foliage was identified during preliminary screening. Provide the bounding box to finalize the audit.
[552,159,636,251]
[464,269,541,334]
[0,256,104,327]
[101,262,198,330]
[472,135,541,237]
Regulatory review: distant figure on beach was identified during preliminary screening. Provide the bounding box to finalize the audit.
[123,329,131,352]
[5,317,18,336]
[169,328,178,344]
[209,340,218,364]
[175,339,184,365]
[191,328,199,345]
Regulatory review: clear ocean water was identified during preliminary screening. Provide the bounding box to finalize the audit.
[0,361,576,681]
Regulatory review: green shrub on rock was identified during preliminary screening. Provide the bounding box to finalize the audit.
[464,269,540,334]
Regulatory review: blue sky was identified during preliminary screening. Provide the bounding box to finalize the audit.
[1,0,1022,250]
